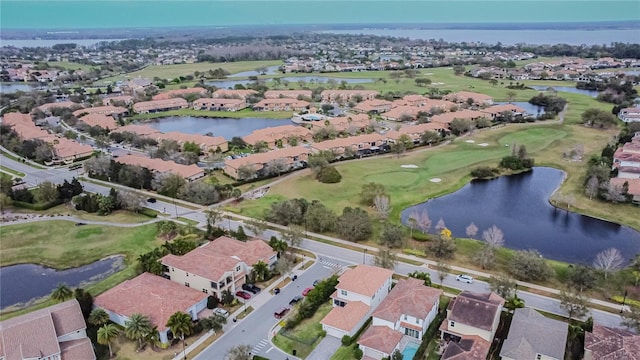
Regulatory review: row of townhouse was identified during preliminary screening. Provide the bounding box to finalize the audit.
[114,154,205,181]
[307,113,372,133]
[253,98,311,112]
[193,98,247,111]
[321,90,379,103]
[224,145,310,179]
[37,100,84,115]
[242,124,313,148]
[152,87,208,100]
[72,105,129,118]
[611,132,640,204]
[92,236,276,345]
[77,113,118,130]
[2,112,94,164]
[112,124,228,154]
[132,98,189,114]
[618,107,640,123]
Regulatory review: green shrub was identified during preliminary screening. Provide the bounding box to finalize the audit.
[139,208,158,218]
[342,335,352,346]
[611,295,640,308]
[470,166,496,178]
[353,346,363,359]
[411,232,430,241]
[12,198,62,211]
[206,296,218,309]
[404,248,426,257]
[316,166,342,183]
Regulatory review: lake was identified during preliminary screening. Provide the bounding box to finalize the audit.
[205,76,374,89]
[495,101,544,116]
[229,65,281,77]
[530,85,599,97]
[0,255,125,310]
[0,83,37,93]
[147,116,294,139]
[400,167,640,264]
[0,38,127,48]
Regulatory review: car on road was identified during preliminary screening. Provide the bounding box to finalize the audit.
[274,288,280,295]
[456,274,474,284]
[274,307,290,319]
[302,287,314,296]
[291,275,298,281]
[289,295,303,305]
[146,197,157,203]
[213,308,230,318]
[74,222,87,226]
[312,279,320,286]
[235,290,251,300]
[242,283,261,294]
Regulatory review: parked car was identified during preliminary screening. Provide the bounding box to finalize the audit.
[146,197,157,203]
[242,283,261,294]
[213,308,230,318]
[291,275,298,281]
[274,307,290,319]
[302,287,314,296]
[274,287,280,295]
[456,274,474,284]
[312,279,320,286]
[289,295,303,305]
[235,290,251,300]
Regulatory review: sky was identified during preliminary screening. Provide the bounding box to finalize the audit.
[1,0,639,29]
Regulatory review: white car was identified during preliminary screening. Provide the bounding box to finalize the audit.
[456,274,474,284]
[213,308,229,318]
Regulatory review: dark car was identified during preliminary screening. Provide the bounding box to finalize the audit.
[235,290,251,300]
[146,198,157,203]
[274,287,281,295]
[289,295,303,306]
[74,222,87,226]
[274,307,290,319]
[242,283,261,294]
[291,275,298,281]
[312,279,320,286]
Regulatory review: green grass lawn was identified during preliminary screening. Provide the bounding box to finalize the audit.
[272,302,332,358]
[0,165,25,177]
[47,61,97,72]
[330,343,358,360]
[128,108,293,121]
[10,205,153,224]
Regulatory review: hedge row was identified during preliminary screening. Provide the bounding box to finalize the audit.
[12,198,63,211]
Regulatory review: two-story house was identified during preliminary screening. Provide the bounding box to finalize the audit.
[440,291,504,360]
[160,236,277,300]
[500,308,568,360]
[321,265,394,339]
[357,278,442,359]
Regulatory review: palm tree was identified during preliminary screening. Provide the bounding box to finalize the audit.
[88,308,110,327]
[146,325,162,350]
[50,283,73,302]
[125,313,152,350]
[200,314,227,333]
[504,296,525,313]
[252,260,270,282]
[97,324,120,358]
[166,311,193,352]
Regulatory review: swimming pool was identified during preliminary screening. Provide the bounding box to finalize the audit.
[402,342,420,359]
[302,114,323,121]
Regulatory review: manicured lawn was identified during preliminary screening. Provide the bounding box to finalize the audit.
[0,165,25,177]
[330,343,358,360]
[47,61,97,72]
[96,60,283,84]
[272,302,332,358]
[128,108,293,121]
[10,204,153,224]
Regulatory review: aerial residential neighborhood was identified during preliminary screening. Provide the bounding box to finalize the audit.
[1,2,640,360]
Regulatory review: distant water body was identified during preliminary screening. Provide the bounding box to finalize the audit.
[318,29,640,45]
[0,39,126,48]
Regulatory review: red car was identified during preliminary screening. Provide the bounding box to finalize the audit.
[236,290,251,300]
[302,287,314,296]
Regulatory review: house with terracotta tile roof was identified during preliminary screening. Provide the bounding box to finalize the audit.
[321,90,379,103]
[155,132,228,153]
[94,273,208,345]
[242,125,313,149]
[311,133,390,157]
[114,154,205,181]
[193,98,247,111]
[152,87,208,101]
[500,308,568,360]
[610,178,640,204]
[357,278,442,359]
[224,146,310,180]
[111,124,162,137]
[353,99,393,114]
[613,137,640,178]
[443,91,494,106]
[72,105,128,118]
[430,110,487,127]
[51,138,94,163]
[0,299,96,360]
[264,90,312,99]
[480,104,528,119]
[253,98,310,112]
[101,95,134,106]
[308,114,371,133]
[78,113,118,130]
[161,236,277,300]
[121,77,153,95]
[584,323,640,360]
[380,106,422,121]
[133,98,189,114]
[440,334,491,360]
[212,89,258,100]
[321,265,394,338]
[385,123,448,143]
[37,101,83,115]
[618,107,640,123]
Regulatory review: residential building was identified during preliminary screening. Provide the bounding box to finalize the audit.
[72,105,128,118]
[440,335,491,360]
[121,77,153,94]
[480,104,528,119]
[242,125,313,148]
[321,90,379,103]
[610,178,640,204]
[385,122,448,143]
[443,91,494,106]
[613,137,640,178]
[193,98,247,111]
[161,236,277,299]
[308,113,371,133]
[152,87,208,100]
[321,265,394,338]
[264,90,312,99]
[358,278,442,359]
[111,124,162,137]
[94,273,208,345]
[37,101,83,115]
[253,98,310,112]
[430,109,487,127]
[78,113,118,130]
[0,299,96,360]
[584,323,640,360]
[618,107,640,123]
[500,308,568,360]
[114,154,205,181]
[311,133,390,157]
[353,99,393,114]
[380,106,422,121]
[155,132,228,153]
[212,89,258,100]
[101,95,134,106]
[132,98,189,114]
[224,146,310,180]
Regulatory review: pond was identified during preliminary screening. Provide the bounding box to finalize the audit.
[495,101,545,116]
[229,65,281,78]
[530,85,599,98]
[0,255,125,310]
[0,83,39,93]
[147,116,294,139]
[205,76,374,89]
[400,167,640,264]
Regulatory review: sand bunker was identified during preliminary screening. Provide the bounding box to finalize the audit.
[401,164,419,169]
[478,143,489,147]
[465,140,475,143]
[430,178,442,183]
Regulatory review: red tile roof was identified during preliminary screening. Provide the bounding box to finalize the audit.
[37,101,83,113]
[59,338,96,360]
[242,125,312,146]
[114,154,204,179]
[357,325,403,355]
[264,90,312,99]
[225,146,310,170]
[94,273,208,330]
[372,278,442,323]
[321,301,370,332]
[111,124,162,136]
[152,88,207,100]
[585,324,640,360]
[212,89,258,99]
[610,178,640,196]
[79,113,118,129]
[441,335,491,360]
[72,105,127,117]
[448,291,504,331]
[480,104,527,115]
[430,110,487,126]
[336,265,393,297]
[444,91,493,104]
[133,98,188,113]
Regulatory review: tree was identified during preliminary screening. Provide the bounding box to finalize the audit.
[593,248,624,280]
[221,290,235,305]
[225,344,252,360]
[124,313,152,350]
[84,155,112,178]
[117,189,144,212]
[97,324,120,358]
[263,157,288,177]
[436,262,451,286]
[200,313,227,333]
[380,222,405,248]
[0,193,12,214]
[360,182,386,206]
[316,166,342,183]
[567,264,597,292]
[506,91,517,103]
[407,210,419,237]
[408,271,432,286]
[392,134,413,157]
[449,118,473,135]
[374,249,397,270]
[336,207,373,242]
[269,236,288,257]
[474,245,496,270]
[50,283,73,302]
[152,172,186,198]
[482,225,505,248]
[453,65,465,75]
[35,181,59,203]
[466,222,478,239]
[237,164,257,180]
[245,218,268,238]
[205,208,223,237]
[510,250,552,281]
[621,306,640,333]
[282,225,304,249]
[585,176,599,200]
[89,308,110,327]
[178,181,220,205]
[582,108,618,129]
[307,152,331,173]
[435,218,446,232]
[166,311,193,352]
[428,233,456,259]
[489,275,517,299]
[421,130,441,145]
[504,296,526,313]
[417,210,432,234]
[304,201,337,233]
[374,194,391,220]
[252,260,270,281]
[391,349,403,360]
[560,290,588,320]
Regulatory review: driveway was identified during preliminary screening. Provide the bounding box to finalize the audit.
[307,335,342,360]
